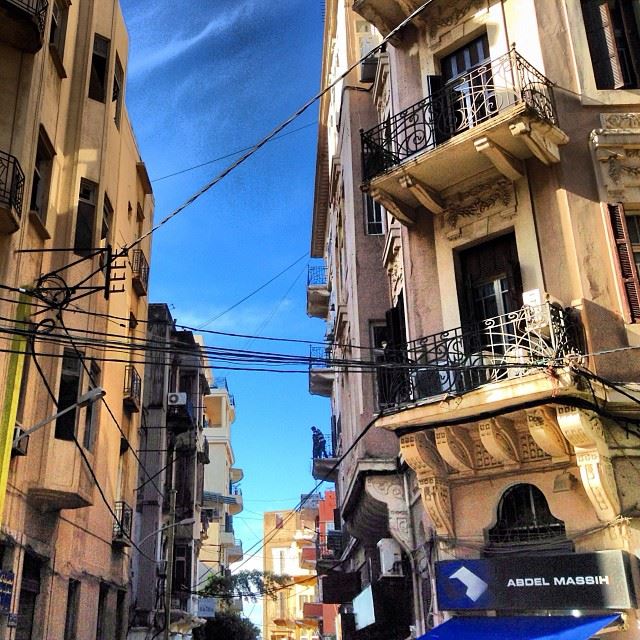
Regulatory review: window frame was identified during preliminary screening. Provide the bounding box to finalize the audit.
[63,579,80,640]
[88,34,111,103]
[113,55,124,128]
[364,193,384,235]
[29,126,55,233]
[74,178,98,256]
[55,349,83,441]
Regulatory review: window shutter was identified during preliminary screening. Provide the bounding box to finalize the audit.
[582,0,625,89]
[608,203,640,321]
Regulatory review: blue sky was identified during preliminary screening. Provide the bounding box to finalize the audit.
[119,0,326,624]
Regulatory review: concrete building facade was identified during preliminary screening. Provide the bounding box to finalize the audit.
[310,0,640,638]
[0,0,153,638]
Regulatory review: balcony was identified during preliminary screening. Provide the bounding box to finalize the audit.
[131,249,149,296]
[377,303,582,416]
[0,0,47,52]
[204,381,235,427]
[302,602,323,620]
[112,501,133,548]
[220,530,235,547]
[311,429,338,483]
[300,546,316,570]
[361,50,567,221]
[227,486,243,515]
[227,539,243,563]
[230,467,243,483]
[0,150,25,234]
[28,439,93,510]
[320,572,361,604]
[309,346,334,397]
[123,365,141,413]
[307,265,330,318]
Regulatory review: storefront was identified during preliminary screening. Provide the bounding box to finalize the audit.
[421,550,640,639]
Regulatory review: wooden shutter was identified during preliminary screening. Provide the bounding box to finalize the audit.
[582,0,625,89]
[608,203,640,321]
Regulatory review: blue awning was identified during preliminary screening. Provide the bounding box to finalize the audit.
[421,615,620,640]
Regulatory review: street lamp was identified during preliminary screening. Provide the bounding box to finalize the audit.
[13,386,106,448]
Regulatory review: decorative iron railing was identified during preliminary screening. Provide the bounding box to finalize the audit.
[311,429,333,460]
[123,364,142,408]
[308,265,328,287]
[309,344,332,368]
[6,0,48,34]
[376,303,581,410]
[213,376,235,406]
[113,501,133,542]
[131,249,149,295]
[361,49,557,180]
[0,150,25,217]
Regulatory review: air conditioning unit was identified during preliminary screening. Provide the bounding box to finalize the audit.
[168,392,187,406]
[377,538,403,577]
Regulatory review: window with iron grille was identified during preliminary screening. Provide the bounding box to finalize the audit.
[487,484,567,547]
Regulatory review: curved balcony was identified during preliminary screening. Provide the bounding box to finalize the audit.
[376,303,582,423]
[307,265,330,319]
[361,50,568,223]
[309,345,334,397]
[0,0,47,52]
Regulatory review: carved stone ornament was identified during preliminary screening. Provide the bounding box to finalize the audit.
[556,407,621,522]
[428,0,487,38]
[478,417,520,465]
[365,475,412,552]
[435,427,475,473]
[443,177,514,228]
[600,113,640,130]
[525,407,570,460]
[400,432,454,539]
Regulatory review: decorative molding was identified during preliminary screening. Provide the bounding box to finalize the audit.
[442,177,513,228]
[382,225,404,304]
[526,407,570,460]
[435,427,475,473]
[428,0,487,38]
[401,432,454,539]
[365,476,412,551]
[600,113,640,130]
[400,432,447,478]
[556,407,620,522]
[478,417,520,465]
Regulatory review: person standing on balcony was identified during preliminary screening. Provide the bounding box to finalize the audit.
[311,426,327,459]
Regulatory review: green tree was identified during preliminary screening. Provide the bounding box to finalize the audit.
[194,611,259,640]
[200,569,291,604]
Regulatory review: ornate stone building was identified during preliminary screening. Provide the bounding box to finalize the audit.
[309,0,640,638]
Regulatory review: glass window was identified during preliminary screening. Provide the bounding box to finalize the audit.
[74,179,97,256]
[49,0,68,61]
[89,35,110,102]
[113,56,124,128]
[55,350,83,441]
[30,129,54,226]
[82,360,100,451]
[101,194,113,244]
[364,194,384,235]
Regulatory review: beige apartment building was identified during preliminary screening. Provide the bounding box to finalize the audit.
[309,0,640,638]
[0,0,152,638]
[262,506,320,640]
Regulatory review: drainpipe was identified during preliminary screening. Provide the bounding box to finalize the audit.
[402,472,425,637]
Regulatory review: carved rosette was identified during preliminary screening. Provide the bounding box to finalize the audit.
[477,417,520,464]
[365,476,412,552]
[556,407,621,522]
[435,427,475,473]
[525,407,570,460]
[400,432,454,538]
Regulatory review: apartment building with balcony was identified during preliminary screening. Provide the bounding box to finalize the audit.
[263,507,320,640]
[0,1,153,638]
[129,304,211,639]
[311,0,640,638]
[198,376,244,613]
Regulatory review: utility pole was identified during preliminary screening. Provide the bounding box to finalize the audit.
[164,489,177,640]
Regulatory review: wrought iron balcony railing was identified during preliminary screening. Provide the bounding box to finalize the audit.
[309,345,332,368]
[113,501,133,546]
[308,265,328,287]
[5,0,48,33]
[376,303,581,411]
[361,49,557,180]
[0,150,25,218]
[123,364,142,413]
[131,249,149,296]
[212,376,235,406]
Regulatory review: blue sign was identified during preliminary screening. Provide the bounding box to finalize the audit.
[436,551,638,611]
[0,571,14,615]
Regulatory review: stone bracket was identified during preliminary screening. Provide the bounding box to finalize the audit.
[365,475,412,552]
[399,173,444,214]
[370,187,416,225]
[478,417,520,464]
[526,407,570,461]
[556,406,608,454]
[435,427,475,473]
[474,136,524,181]
[510,119,567,165]
[400,431,447,477]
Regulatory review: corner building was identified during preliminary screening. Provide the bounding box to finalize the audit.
[0,0,153,638]
[310,0,640,638]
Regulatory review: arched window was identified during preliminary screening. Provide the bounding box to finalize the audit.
[487,484,567,548]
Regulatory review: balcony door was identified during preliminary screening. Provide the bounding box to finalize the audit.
[438,34,495,138]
